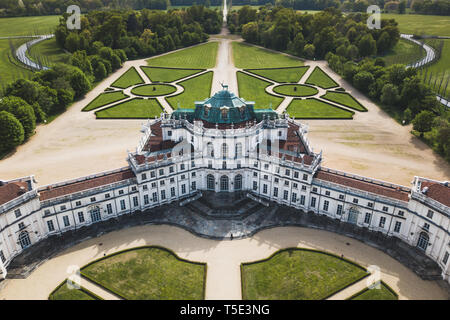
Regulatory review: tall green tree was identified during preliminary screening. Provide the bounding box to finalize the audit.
[0,111,24,153]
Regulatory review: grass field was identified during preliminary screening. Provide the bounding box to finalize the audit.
[27,37,69,67]
[147,42,218,69]
[0,15,60,37]
[321,91,366,111]
[167,71,213,109]
[232,42,303,69]
[246,66,310,83]
[241,249,368,300]
[305,67,338,89]
[82,91,129,111]
[380,13,450,36]
[237,72,284,109]
[49,281,98,300]
[141,67,203,83]
[286,98,354,119]
[111,67,144,89]
[0,38,33,87]
[81,247,206,300]
[131,84,177,96]
[422,39,450,98]
[381,38,426,67]
[273,84,318,97]
[350,282,398,300]
[95,98,163,119]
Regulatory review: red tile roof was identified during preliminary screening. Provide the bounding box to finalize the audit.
[142,121,176,152]
[420,181,450,207]
[279,122,307,154]
[39,169,135,201]
[0,181,30,206]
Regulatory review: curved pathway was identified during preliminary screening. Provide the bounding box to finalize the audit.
[15,34,54,70]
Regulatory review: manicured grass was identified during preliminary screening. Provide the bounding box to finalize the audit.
[0,38,32,87]
[0,15,60,37]
[82,91,129,111]
[111,67,144,89]
[141,66,203,83]
[232,42,303,69]
[146,42,218,69]
[305,67,338,89]
[422,39,450,98]
[246,66,310,83]
[131,84,176,97]
[27,37,69,66]
[95,98,163,119]
[237,71,283,109]
[286,98,354,119]
[49,280,98,300]
[321,91,367,112]
[350,282,398,300]
[81,247,206,300]
[167,71,213,109]
[381,38,426,67]
[241,248,368,300]
[381,13,450,36]
[273,84,318,97]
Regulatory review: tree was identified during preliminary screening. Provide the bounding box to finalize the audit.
[412,110,434,137]
[242,22,258,44]
[94,62,107,81]
[353,71,375,93]
[358,34,377,57]
[0,111,24,153]
[0,96,36,139]
[65,33,80,52]
[69,67,91,98]
[303,44,315,59]
[380,83,400,105]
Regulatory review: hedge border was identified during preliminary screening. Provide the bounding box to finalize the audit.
[320,91,368,112]
[273,83,319,97]
[48,279,104,300]
[240,247,369,301]
[140,66,205,83]
[244,66,310,83]
[110,66,145,89]
[286,97,355,120]
[305,66,339,89]
[130,83,177,97]
[82,91,130,112]
[80,245,207,300]
[94,97,164,119]
[346,280,399,300]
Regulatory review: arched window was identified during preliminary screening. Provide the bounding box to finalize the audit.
[235,143,242,158]
[347,207,359,224]
[417,232,429,251]
[207,174,215,190]
[204,106,210,117]
[90,206,101,222]
[220,175,229,191]
[234,174,242,191]
[221,108,228,120]
[222,143,228,158]
[18,231,31,249]
[207,142,214,157]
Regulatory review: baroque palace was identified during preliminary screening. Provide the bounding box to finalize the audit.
[0,86,449,283]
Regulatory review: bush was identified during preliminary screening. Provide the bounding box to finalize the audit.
[0,111,24,153]
[0,96,36,139]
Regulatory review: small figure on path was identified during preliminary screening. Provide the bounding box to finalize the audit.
[230,233,233,241]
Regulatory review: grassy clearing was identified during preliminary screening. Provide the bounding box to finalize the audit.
[381,38,426,66]
[111,67,144,89]
[81,247,206,300]
[27,37,69,66]
[83,91,129,111]
[49,281,98,300]
[237,72,283,109]
[95,98,162,119]
[147,42,218,69]
[422,39,450,98]
[350,282,398,300]
[0,15,60,37]
[0,38,32,87]
[141,66,203,83]
[232,42,303,69]
[286,98,354,119]
[321,91,366,111]
[246,66,309,83]
[242,248,367,300]
[305,67,338,89]
[273,84,318,97]
[131,84,176,96]
[381,13,450,36]
[167,71,213,109]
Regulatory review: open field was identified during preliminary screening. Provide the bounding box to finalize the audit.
[232,42,303,69]
[305,67,338,89]
[0,15,60,36]
[95,98,163,119]
[131,84,176,97]
[167,71,213,109]
[350,282,398,300]
[273,84,318,97]
[237,71,283,109]
[27,37,69,67]
[49,281,98,300]
[321,91,367,112]
[286,98,354,119]
[241,248,368,300]
[246,66,309,83]
[111,67,144,89]
[82,91,129,111]
[141,67,203,83]
[147,42,218,69]
[381,38,426,67]
[0,38,32,87]
[422,39,450,98]
[81,247,206,300]
[380,13,450,36]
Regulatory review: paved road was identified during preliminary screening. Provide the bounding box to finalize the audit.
[14,34,54,70]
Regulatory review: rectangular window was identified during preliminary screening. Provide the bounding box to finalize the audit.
[192,172,196,177]
[443,252,449,265]
[301,185,306,191]
[118,190,124,195]
[263,184,268,194]
[394,221,401,233]
[152,192,158,202]
[273,187,278,197]
[423,223,430,231]
[151,182,157,188]
[181,184,186,194]
[274,178,279,184]
[14,209,21,218]
[106,203,113,214]
[208,161,212,169]
[161,190,166,200]
[63,216,70,227]
[323,200,329,212]
[339,194,344,200]
[294,171,299,179]
[382,206,388,212]
[264,175,268,180]
[237,161,241,169]
[133,196,138,207]
[75,201,81,207]
[191,181,196,191]
[191,161,195,168]
[60,205,66,211]
[44,209,51,215]
[312,187,317,193]
[325,191,330,196]
[18,222,25,230]
[170,178,175,184]
[253,181,257,191]
[284,181,289,186]
[90,197,96,202]
[120,200,126,211]
[105,193,110,199]
[143,184,148,190]
[427,210,434,219]
[302,174,308,181]
[292,193,297,202]
[132,186,137,192]
[47,220,55,232]
[364,212,371,224]
[151,171,156,178]
[222,161,227,169]
[144,194,149,205]
[398,210,404,217]
[336,204,343,215]
[264,164,269,170]
[285,169,290,176]
[160,180,165,186]
[159,169,164,176]
[141,173,147,180]
[379,216,386,228]
[300,195,305,205]
[180,164,185,170]
[78,212,85,223]
[283,190,289,200]
[293,183,298,189]
[311,197,316,208]
[254,161,258,168]
[353,198,358,204]
[171,187,176,197]
[170,166,174,173]
[253,172,258,177]
[0,250,5,263]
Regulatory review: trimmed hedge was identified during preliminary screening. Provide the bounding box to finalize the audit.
[48,279,103,300]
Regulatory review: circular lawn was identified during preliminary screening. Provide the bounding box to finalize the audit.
[131,84,177,97]
[273,84,318,97]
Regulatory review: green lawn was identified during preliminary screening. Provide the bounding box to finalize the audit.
[0,15,60,37]
[83,91,129,111]
[167,71,213,109]
[381,13,450,36]
[232,42,304,69]
[95,98,163,119]
[0,38,32,87]
[321,91,366,111]
[286,98,354,119]
[422,39,450,98]
[273,84,318,97]
[381,38,426,67]
[27,37,69,67]
[146,42,218,69]
[242,248,368,300]
[131,84,176,97]
[49,280,99,300]
[111,67,144,89]
[246,66,310,83]
[81,247,206,300]
[350,282,398,300]
[141,66,203,83]
[237,71,283,109]
[305,67,338,89]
